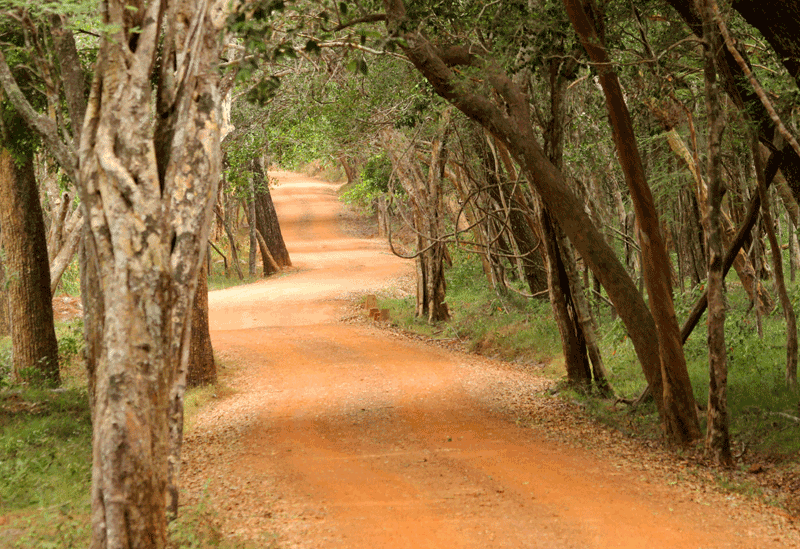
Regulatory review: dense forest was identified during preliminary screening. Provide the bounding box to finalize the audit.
[1,0,799,547]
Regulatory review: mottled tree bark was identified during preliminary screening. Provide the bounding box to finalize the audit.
[701,0,733,466]
[0,148,60,386]
[77,1,225,547]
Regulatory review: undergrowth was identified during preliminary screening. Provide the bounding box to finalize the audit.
[380,249,561,367]
[596,275,800,458]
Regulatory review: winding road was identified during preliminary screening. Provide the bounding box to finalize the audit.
[181,171,798,548]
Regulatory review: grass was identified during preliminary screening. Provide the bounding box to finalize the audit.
[380,249,562,366]
[0,320,267,548]
[594,275,800,457]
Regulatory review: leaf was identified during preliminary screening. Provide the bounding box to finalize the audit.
[339,2,348,15]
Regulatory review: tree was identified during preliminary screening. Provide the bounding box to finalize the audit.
[251,158,291,270]
[77,0,223,546]
[699,0,732,466]
[380,0,703,444]
[187,263,215,388]
[562,0,700,442]
[0,145,60,385]
[382,119,452,322]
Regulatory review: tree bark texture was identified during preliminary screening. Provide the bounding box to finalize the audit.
[77,1,225,547]
[563,0,700,444]
[383,0,679,433]
[0,148,60,385]
[701,0,733,466]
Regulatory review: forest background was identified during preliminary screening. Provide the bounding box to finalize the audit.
[0,0,799,547]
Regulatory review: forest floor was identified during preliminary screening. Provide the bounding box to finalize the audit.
[182,170,800,548]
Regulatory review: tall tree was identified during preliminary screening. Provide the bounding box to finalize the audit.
[71,0,225,546]
[0,145,60,386]
[562,0,700,443]
[381,0,697,440]
[699,0,732,466]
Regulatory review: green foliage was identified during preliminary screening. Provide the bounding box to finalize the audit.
[340,153,391,212]
[56,318,84,368]
[0,387,92,510]
[57,256,82,297]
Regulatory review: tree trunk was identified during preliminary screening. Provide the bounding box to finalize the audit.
[78,2,223,547]
[701,0,733,466]
[539,205,591,387]
[246,177,257,276]
[754,136,798,388]
[223,193,244,280]
[255,228,281,274]
[339,155,357,185]
[49,219,81,295]
[187,263,215,388]
[563,0,701,444]
[0,148,60,386]
[252,160,291,268]
[384,0,677,435]
[382,122,451,322]
[790,220,800,282]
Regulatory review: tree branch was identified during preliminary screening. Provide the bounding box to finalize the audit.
[0,49,77,184]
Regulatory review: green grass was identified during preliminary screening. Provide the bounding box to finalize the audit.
[208,272,264,291]
[380,250,561,366]
[595,277,800,456]
[0,327,268,547]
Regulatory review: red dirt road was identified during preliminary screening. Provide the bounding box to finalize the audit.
[183,171,798,548]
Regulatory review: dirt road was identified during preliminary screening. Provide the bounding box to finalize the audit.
[182,171,798,548]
